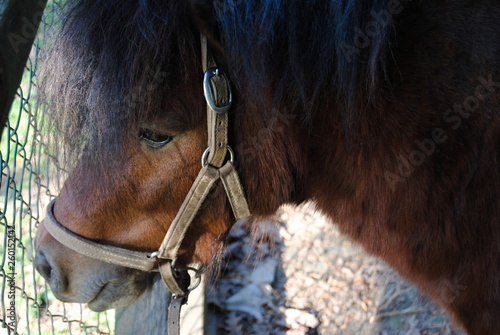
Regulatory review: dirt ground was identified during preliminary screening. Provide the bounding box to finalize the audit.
[208,203,466,335]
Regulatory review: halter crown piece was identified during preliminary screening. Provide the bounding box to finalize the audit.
[42,34,251,332]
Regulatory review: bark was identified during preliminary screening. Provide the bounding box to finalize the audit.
[0,0,47,137]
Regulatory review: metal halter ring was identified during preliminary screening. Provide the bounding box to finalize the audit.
[147,251,160,272]
[186,267,202,291]
[148,251,160,259]
[201,146,235,167]
[170,258,202,292]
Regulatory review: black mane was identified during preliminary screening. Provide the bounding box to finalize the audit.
[40,0,401,166]
[216,0,399,125]
[40,0,199,167]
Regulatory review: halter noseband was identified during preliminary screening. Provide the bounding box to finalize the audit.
[42,35,250,301]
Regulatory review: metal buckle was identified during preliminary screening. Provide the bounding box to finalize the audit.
[203,67,232,114]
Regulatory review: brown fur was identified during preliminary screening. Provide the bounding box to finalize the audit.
[34,0,500,333]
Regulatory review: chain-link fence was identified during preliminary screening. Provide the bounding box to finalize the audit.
[1,1,115,334]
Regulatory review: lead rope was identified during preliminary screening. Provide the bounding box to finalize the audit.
[158,35,250,335]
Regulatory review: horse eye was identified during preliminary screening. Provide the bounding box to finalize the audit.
[139,129,172,148]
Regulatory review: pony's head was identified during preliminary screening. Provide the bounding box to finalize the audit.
[34,0,395,311]
[34,0,242,311]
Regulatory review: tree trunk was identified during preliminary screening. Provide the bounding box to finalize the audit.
[0,0,47,137]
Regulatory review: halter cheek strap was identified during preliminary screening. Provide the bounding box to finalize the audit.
[42,34,250,297]
[158,35,250,298]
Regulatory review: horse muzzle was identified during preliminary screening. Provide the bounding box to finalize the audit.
[34,219,150,311]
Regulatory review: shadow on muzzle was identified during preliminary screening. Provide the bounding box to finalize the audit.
[34,218,151,311]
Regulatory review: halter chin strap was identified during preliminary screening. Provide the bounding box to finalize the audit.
[42,34,250,298]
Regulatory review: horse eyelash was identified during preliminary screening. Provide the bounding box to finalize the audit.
[138,128,173,148]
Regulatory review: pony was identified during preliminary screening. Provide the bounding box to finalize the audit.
[33,0,500,334]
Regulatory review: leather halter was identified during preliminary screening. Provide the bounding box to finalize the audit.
[42,34,250,301]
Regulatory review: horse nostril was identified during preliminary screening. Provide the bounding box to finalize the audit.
[34,251,68,294]
[34,251,52,281]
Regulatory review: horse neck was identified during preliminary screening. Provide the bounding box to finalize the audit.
[230,87,415,219]
[230,88,374,217]
[229,92,309,217]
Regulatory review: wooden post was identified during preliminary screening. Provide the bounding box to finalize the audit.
[115,277,171,335]
[0,0,47,137]
[115,276,206,335]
